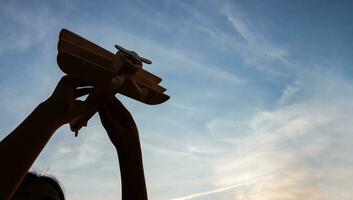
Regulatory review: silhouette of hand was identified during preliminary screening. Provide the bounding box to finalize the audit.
[98,97,147,200]
[44,75,94,127]
[98,97,140,153]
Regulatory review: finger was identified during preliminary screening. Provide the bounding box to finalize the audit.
[74,87,94,99]
[111,76,125,89]
[98,103,115,128]
[53,76,92,99]
[106,97,137,129]
[106,96,133,121]
[58,75,92,89]
[70,100,89,118]
[70,109,96,132]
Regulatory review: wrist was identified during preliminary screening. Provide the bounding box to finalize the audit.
[38,100,67,129]
[117,145,144,167]
[117,150,146,183]
[117,148,148,199]
[115,137,142,160]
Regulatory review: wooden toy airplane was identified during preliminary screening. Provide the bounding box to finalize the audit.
[57,28,169,135]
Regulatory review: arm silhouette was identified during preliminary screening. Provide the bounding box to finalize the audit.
[98,97,148,200]
[0,76,93,199]
[0,75,147,200]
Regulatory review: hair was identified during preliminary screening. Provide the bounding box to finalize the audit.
[19,172,65,200]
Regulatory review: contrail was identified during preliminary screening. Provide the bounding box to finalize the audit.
[169,180,255,200]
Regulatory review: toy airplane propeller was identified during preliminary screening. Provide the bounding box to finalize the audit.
[56,28,169,135]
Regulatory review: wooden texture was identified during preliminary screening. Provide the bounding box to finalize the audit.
[57,29,169,105]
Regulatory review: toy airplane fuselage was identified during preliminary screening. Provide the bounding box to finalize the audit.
[56,28,169,134]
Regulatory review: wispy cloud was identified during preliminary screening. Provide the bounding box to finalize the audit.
[165,68,353,200]
[210,71,353,199]
[0,1,59,53]
[1,1,353,200]
[169,179,256,200]
[216,1,299,76]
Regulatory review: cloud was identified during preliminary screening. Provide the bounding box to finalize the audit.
[0,3,247,198]
[214,1,299,76]
[277,81,301,104]
[0,1,59,53]
[163,67,353,200]
[1,1,352,200]
[204,70,353,200]
[169,180,254,200]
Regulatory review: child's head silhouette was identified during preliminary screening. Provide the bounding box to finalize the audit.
[12,172,65,200]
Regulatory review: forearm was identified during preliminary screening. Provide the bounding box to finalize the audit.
[0,101,62,199]
[117,145,148,200]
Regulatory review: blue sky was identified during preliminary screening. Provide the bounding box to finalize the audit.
[1,0,353,199]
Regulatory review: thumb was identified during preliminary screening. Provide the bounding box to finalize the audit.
[69,100,97,133]
[70,100,89,118]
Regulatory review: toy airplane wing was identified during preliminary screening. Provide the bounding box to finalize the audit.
[57,28,169,105]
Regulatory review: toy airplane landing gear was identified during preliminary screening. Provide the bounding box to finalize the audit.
[56,28,169,135]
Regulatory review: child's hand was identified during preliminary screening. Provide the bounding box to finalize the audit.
[44,75,94,127]
[98,97,140,154]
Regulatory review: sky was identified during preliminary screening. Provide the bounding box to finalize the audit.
[1,0,353,199]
